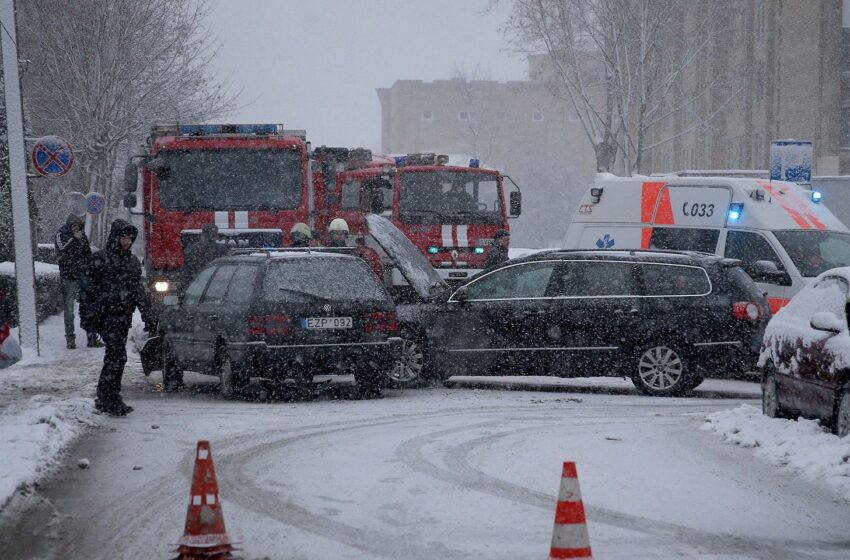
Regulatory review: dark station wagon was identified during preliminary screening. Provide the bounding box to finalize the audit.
[398,250,770,396]
[143,249,402,398]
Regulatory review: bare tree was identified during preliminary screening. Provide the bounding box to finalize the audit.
[17,0,236,242]
[505,0,738,175]
[449,66,505,162]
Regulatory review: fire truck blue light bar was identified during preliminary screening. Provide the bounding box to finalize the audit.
[179,124,280,136]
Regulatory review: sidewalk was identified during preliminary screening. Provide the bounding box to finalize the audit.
[0,311,146,511]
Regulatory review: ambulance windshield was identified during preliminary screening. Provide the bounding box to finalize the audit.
[398,170,503,225]
[773,230,850,277]
[156,148,302,211]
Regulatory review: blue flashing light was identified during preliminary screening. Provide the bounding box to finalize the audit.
[179,124,279,136]
[427,246,439,254]
[811,190,823,203]
[474,246,485,254]
[728,202,744,222]
[394,156,407,167]
[469,158,480,168]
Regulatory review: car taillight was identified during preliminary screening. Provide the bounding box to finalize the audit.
[732,302,763,321]
[363,311,400,333]
[248,315,291,336]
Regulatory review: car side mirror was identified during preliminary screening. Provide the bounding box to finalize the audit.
[748,260,791,286]
[509,191,522,218]
[810,311,844,334]
[123,193,137,209]
[124,161,138,192]
[453,285,469,304]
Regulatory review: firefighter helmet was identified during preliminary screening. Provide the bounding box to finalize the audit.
[290,222,311,238]
[328,218,349,233]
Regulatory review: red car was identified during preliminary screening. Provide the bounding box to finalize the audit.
[759,268,850,436]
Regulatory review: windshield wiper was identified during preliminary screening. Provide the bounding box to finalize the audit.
[277,287,332,302]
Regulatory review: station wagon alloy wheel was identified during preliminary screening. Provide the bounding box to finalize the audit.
[388,338,424,386]
[635,346,685,395]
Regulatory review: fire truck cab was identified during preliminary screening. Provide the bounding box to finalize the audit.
[316,151,522,285]
[564,174,850,312]
[123,123,313,302]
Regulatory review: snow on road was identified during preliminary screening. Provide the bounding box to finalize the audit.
[0,313,102,510]
[2,372,849,560]
[703,404,850,500]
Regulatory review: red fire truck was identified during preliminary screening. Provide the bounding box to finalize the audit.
[123,124,315,301]
[315,151,522,285]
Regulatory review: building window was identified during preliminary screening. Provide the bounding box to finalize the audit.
[567,109,580,123]
[421,111,433,121]
[496,111,507,121]
[532,111,544,122]
[755,1,766,38]
[457,111,470,121]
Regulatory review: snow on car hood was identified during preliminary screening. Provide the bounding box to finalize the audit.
[365,214,447,299]
[758,266,850,374]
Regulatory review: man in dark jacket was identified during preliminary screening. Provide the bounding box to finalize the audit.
[55,214,101,349]
[484,229,510,268]
[80,219,151,416]
[182,224,227,284]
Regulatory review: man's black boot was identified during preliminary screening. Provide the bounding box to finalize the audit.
[66,336,76,350]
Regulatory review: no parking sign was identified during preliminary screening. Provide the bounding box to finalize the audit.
[31,135,74,177]
[86,192,106,215]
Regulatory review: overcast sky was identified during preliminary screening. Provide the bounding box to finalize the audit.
[206,0,528,151]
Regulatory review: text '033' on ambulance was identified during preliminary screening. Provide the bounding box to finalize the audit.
[564,173,850,314]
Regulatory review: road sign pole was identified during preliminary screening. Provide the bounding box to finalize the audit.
[1,0,39,354]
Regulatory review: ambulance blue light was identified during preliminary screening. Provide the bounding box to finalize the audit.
[395,156,407,166]
[428,246,439,254]
[469,158,480,168]
[474,247,485,254]
[728,202,744,221]
[811,190,823,203]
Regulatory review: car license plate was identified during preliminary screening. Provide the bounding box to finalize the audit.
[301,317,353,330]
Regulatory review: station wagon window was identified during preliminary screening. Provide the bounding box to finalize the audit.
[183,266,216,305]
[462,262,556,300]
[553,261,638,297]
[201,265,239,304]
[224,265,258,304]
[639,264,711,296]
[649,227,719,254]
[724,230,783,271]
[262,259,388,303]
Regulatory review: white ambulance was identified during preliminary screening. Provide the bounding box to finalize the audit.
[563,173,850,312]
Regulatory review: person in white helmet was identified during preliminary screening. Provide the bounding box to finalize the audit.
[290,222,312,247]
[327,218,349,247]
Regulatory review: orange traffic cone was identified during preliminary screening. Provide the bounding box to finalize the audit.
[549,462,593,559]
[175,441,236,559]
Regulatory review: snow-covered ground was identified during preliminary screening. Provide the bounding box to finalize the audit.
[2,311,850,559]
[703,404,850,500]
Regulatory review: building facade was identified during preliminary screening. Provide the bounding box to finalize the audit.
[377,58,596,247]
[647,0,849,176]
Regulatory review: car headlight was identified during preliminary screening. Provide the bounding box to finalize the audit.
[154,281,169,293]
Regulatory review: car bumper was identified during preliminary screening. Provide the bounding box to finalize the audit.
[228,337,402,379]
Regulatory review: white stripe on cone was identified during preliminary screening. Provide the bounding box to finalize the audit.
[557,478,582,501]
[550,522,592,550]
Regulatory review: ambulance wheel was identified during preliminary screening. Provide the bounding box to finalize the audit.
[631,343,695,397]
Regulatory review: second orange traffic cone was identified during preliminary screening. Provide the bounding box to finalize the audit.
[549,461,593,559]
[175,440,235,559]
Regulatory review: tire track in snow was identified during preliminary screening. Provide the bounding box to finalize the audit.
[395,420,850,560]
